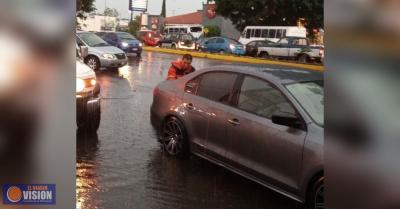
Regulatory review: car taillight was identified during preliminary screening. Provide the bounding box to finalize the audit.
[319,49,324,57]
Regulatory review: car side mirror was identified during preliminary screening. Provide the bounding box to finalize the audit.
[271,113,302,129]
[80,46,89,60]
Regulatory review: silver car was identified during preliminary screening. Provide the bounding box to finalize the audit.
[151,66,324,209]
[76,31,128,71]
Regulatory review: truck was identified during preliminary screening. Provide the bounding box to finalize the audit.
[257,37,324,63]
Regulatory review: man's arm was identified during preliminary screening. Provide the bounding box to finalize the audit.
[167,65,177,80]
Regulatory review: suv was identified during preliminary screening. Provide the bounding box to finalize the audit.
[76,31,128,71]
[159,33,196,50]
[96,32,142,57]
[76,46,101,131]
[257,37,324,63]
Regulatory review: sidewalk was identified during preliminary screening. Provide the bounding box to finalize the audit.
[143,47,324,71]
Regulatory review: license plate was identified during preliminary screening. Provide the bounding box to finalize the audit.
[132,48,138,51]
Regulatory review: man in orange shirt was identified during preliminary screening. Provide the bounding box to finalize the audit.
[167,54,196,80]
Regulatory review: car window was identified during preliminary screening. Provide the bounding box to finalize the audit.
[185,76,201,94]
[246,29,251,39]
[117,33,136,40]
[181,34,193,41]
[197,72,238,104]
[216,38,225,44]
[268,29,276,38]
[77,33,109,47]
[247,42,255,47]
[237,76,296,119]
[254,29,261,38]
[291,38,308,46]
[278,38,289,45]
[261,29,268,38]
[205,38,215,44]
[190,27,202,32]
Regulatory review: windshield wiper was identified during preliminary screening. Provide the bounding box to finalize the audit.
[93,43,109,47]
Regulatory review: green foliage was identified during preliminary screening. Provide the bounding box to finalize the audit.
[213,0,323,32]
[160,0,166,17]
[204,25,221,37]
[104,7,120,17]
[76,0,96,19]
[128,16,141,36]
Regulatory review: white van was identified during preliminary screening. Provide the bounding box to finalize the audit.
[164,24,203,39]
[238,26,307,45]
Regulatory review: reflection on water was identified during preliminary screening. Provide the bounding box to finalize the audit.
[76,130,101,209]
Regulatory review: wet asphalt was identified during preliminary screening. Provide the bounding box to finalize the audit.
[76,51,303,209]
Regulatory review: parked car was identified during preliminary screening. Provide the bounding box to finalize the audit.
[136,30,162,46]
[76,31,128,71]
[195,37,210,51]
[96,32,142,57]
[257,37,324,63]
[151,66,324,209]
[198,37,245,55]
[159,33,196,50]
[76,46,101,131]
[245,40,275,57]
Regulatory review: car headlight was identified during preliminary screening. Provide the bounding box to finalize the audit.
[121,42,129,48]
[229,44,235,50]
[102,53,116,59]
[139,43,143,47]
[76,78,85,92]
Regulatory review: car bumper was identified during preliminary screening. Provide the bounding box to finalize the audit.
[76,83,101,119]
[121,47,142,55]
[99,58,128,68]
[178,44,196,50]
[231,49,245,55]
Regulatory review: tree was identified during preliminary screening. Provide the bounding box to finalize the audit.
[204,25,221,37]
[213,0,323,33]
[104,7,120,17]
[77,0,96,19]
[160,0,166,17]
[128,16,141,36]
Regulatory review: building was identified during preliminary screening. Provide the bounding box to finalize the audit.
[78,14,118,32]
[163,3,241,39]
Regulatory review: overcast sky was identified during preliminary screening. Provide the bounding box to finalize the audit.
[95,0,205,19]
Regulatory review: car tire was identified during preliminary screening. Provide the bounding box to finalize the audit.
[298,54,309,63]
[171,44,177,49]
[307,177,324,209]
[259,52,270,59]
[219,50,225,54]
[161,117,189,156]
[137,52,142,57]
[77,101,101,132]
[85,56,100,71]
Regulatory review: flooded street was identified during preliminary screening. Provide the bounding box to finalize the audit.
[76,51,302,209]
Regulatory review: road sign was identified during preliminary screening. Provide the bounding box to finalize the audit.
[129,0,148,12]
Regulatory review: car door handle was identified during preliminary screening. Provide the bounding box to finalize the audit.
[228,118,240,126]
[186,103,195,110]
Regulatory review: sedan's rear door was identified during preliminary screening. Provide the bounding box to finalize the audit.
[225,75,307,193]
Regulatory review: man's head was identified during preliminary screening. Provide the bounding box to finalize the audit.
[182,54,193,69]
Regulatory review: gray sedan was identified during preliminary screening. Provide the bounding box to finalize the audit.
[77,31,128,71]
[151,66,324,209]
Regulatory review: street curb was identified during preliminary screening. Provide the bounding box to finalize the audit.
[143,47,324,71]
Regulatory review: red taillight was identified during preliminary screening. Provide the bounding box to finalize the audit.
[319,49,324,58]
[153,87,159,96]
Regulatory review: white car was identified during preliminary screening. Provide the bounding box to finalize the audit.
[76,58,101,131]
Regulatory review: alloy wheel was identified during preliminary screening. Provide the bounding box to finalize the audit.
[162,119,184,156]
[314,184,324,209]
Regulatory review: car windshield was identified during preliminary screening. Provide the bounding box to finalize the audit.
[117,33,136,40]
[190,27,202,32]
[285,81,324,126]
[181,34,193,41]
[77,33,109,47]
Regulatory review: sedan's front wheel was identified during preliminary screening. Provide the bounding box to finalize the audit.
[161,117,188,156]
[307,177,324,209]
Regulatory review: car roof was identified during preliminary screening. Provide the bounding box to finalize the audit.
[203,65,323,85]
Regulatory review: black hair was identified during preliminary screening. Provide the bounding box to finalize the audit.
[182,54,193,61]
